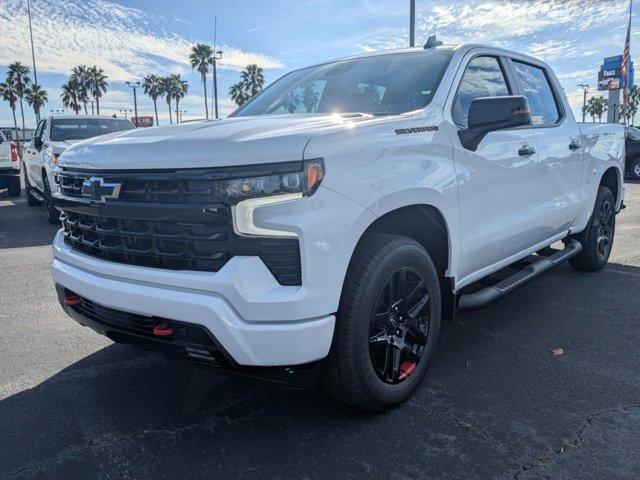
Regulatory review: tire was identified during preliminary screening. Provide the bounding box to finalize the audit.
[320,233,442,412]
[42,175,60,224]
[630,158,640,181]
[23,166,41,207]
[7,176,20,197]
[569,186,615,272]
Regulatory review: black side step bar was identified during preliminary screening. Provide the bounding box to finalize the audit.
[457,240,582,312]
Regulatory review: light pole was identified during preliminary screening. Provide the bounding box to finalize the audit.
[50,109,64,115]
[578,84,589,122]
[126,81,141,126]
[409,0,416,47]
[212,50,223,119]
[119,108,132,119]
[179,110,187,123]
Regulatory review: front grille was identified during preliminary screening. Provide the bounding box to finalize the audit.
[56,168,302,285]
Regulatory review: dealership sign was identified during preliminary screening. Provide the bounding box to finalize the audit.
[131,116,154,128]
[598,55,634,91]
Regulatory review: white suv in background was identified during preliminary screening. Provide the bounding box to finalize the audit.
[23,115,134,222]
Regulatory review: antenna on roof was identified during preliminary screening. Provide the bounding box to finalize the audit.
[423,35,443,49]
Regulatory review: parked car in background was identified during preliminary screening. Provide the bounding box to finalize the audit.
[22,115,134,222]
[0,130,20,197]
[52,43,625,411]
[624,126,640,180]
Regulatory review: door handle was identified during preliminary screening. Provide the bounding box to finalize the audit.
[569,140,582,150]
[518,146,536,157]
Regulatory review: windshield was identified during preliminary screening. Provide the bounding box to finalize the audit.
[51,118,134,141]
[234,51,453,117]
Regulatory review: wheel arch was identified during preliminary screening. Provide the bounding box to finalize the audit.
[599,166,621,207]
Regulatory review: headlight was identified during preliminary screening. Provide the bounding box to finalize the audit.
[52,153,61,165]
[219,158,323,204]
[227,159,324,238]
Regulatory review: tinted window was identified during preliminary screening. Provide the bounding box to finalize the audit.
[513,61,560,126]
[50,118,134,141]
[235,51,453,117]
[453,56,510,127]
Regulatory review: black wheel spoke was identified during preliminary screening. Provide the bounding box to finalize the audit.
[407,293,430,319]
[391,345,402,381]
[369,331,389,345]
[403,344,421,363]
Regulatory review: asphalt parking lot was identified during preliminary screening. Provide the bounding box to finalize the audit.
[0,182,639,480]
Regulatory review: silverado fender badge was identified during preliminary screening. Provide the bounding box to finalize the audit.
[81,177,122,203]
[395,126,439,135]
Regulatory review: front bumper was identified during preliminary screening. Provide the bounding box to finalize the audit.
[52,233,335,367]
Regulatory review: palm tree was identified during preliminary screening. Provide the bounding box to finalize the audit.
[586,96,607,123]
[0,82,19,142]
[71,65,90,114]
[171,74,189,123]
[302,84,319,113]
[189,44,213,119]
[160,75,175,124]
[86,66,108,114]
[240,64,264,97]
[282,90,300,113]
[142,74,162,126]
[61,79,82,114]
[7,62,31,146]
[229,82,250,107]
[25,84,48,122]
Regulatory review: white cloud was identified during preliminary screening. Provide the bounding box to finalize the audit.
[0,0,283,82]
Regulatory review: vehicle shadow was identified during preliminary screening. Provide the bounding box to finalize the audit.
[0,193,60,249]
[1,261,639,479]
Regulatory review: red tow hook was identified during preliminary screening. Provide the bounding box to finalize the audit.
[153,323,174,337]
[63,295,82,306]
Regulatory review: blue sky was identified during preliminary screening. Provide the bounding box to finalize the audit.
[0,0,634,128]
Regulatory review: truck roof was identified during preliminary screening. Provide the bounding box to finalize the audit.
[308,43,549,70]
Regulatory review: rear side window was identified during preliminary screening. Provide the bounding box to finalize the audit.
[453,56,510,127]
[512,61,560,126]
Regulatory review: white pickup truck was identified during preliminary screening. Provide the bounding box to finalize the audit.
[52,43,625,411]
[22,115,134,222]
[0,130,20,197]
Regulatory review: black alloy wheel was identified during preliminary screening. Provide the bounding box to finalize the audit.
[596,196,614,261]
[369,268,431,384]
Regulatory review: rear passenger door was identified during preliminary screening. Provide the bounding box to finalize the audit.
[450,54,541,284]
[509,59,583,237]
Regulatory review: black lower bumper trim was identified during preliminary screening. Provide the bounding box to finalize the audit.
[55,285,319,388]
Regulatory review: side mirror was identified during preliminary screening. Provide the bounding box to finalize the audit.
[34,136,43,149]
[458,95,532,151]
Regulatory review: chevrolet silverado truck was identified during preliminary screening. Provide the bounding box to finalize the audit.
[0,131,20,197]
[51,42,625,412]
[23,115,134,223]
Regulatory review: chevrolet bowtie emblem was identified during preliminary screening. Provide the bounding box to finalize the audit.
[81,177,122,203]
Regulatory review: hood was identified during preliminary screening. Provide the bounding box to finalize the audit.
[59,114,374,170]
[50,139,82,155]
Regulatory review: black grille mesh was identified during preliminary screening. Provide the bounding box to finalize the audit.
[57,169,302,285]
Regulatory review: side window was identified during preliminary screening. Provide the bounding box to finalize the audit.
[453,56,510,127]
[512,61,560,126]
